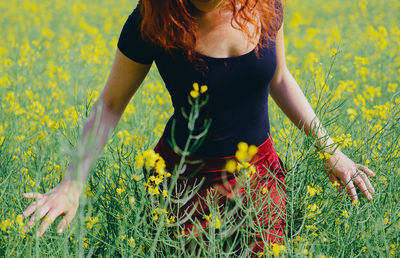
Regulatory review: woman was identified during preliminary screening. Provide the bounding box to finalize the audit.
[20,0,376,255]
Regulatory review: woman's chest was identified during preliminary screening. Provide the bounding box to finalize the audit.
[154,39,277,110]
[153,12,276,108]
[194,17,261,59]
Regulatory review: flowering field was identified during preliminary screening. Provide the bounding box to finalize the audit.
[0,0,399,256]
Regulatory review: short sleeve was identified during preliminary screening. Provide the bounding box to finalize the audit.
[117,4,155,65]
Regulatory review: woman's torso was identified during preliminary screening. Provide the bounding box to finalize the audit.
[156,10,277,157]
[117,3,282,157]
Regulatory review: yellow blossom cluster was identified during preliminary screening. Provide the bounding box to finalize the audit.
[202,213,221,229]
[116,130,146,148]
[306,184,323,197]
[0,123,8,145]
[305,203,322,220]
[152,208,175,225]
[258,243,286,257]
[135,149,171,195]
[128,236,136,247]
[190,82,208,98]
[85,216,99,230]
[0,214,25,238]
[225,142,258,178]
[318,151,333,160]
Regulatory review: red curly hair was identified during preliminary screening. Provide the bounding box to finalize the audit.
[138,0,284,71]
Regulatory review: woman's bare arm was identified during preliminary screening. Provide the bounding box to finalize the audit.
[269,23,337,154]
[61,48,152,187]
[21,49,152,236]
[269,23,375,203]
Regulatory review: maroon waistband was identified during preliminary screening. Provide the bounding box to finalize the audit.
[153,134,280,175]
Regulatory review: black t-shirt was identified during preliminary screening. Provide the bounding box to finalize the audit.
[117,2,283,157]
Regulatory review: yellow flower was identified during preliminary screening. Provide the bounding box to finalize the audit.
[162,190,168,197]
[16,214,24,225]
[225,159,237,173]
[237,142,248,152]
[203,213,220,229]
[190,90,199,98]
[85,216,99,230]
[262,187,268,195]
[116,187,125,195]
[235,142,258,162]
[190,82,208,98]
[192,82,199,91]
[390,244,395,255]
[215,216,220,229]
[128,237,136,247]
[248,145,258,156]
[329,48,338,57]
[342,210,349,218]
[152,176,163,185]
[83,237,89,248]
[147,185,160,195]
[318,151,332,160]
[1,219,11,232]
[271,243,286,257]
[245,164,257,178]
[249,165,256,173]
[235,149,248,162]
[167,215,176,224]
[203,213,211,221]
[307,185,317,196]
[135,155,144,168]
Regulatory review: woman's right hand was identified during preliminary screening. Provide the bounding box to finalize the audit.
[20,180,81,237]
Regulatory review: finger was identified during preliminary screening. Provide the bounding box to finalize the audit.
[37,209,60,237]
[57,216,67,234]
[57,210,76,234]
[344,178,358,202]
[358,170,375,194]
[22,192,44,199]
[27,205,50,230]
[23,198,46,218]
[327,173,344,192]
[358,164,375,177]
[353,172,372,201]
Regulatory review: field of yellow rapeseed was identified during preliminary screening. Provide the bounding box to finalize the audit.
[0,0,399,256]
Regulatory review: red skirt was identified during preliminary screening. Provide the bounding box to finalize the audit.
[153,134,288,254]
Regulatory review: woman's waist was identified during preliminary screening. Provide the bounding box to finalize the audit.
[153,131,285,193]
[161,126,270,157]
[163,112,270,154]
[156,128,276,167]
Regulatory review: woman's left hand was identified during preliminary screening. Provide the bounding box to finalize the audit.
[323,149,376,203]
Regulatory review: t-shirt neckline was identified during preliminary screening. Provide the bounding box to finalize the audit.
[195,29,265,61]
[195,46,257,61]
